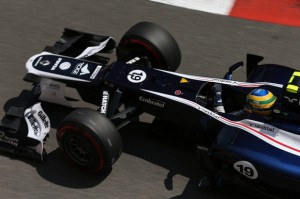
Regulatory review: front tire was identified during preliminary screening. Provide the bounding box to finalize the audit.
[56,109,122,173]
[117,21,181,71]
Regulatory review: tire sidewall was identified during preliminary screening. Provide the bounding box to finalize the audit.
[57,122,107,172]
[117,22,181,71]
[56,109,122,173]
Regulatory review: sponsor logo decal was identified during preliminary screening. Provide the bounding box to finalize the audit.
[38,111,50,128]
[248,122,275,133]
[24,103,51,141]
[59,62,71,70]
[199,105,221,120]
[80,64,90,75]
[100,91,110,114]
[39,79,71,106]
[211,78,238,85]
[139,96,165,108]
[44,82,61,90]
[25,110,41,136]
[126,57,140,64]
[90,65,102,79]
[34,57,43,66]
[72,63,90,75]
[284,96,300,106]
[0,132,19,147]
[156,69,283,88]
[72,62,84,75]
[127,70,147,83]
[40,60,50,66]
[51,58,62,70]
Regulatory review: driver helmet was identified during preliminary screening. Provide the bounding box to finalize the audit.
[245,88,276,116]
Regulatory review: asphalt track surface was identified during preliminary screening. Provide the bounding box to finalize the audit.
[1,1,300,199]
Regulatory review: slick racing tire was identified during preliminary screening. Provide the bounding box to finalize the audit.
[116,21,181,71]
[56,109,122,173]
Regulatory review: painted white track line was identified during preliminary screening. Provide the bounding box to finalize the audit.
[150,0,235,15]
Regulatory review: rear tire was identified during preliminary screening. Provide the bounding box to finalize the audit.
[56,109,122,173]
[117,21,181,71]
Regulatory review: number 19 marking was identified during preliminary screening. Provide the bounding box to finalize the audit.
[127,70,147,83]
[233,161,258,179]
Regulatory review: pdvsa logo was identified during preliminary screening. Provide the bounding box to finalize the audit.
[72,63,90,75]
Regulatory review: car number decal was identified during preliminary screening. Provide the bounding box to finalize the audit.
[234,161,258,179]
[127,70,147,83]
[143,89,300,157]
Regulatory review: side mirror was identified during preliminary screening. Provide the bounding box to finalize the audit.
[224,61,243,80]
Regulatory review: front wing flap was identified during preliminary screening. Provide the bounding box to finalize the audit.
[44,28,117,58]
[0,102,50,161]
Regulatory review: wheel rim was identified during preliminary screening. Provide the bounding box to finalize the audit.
[57,125,107,172]
[63,133,95,166]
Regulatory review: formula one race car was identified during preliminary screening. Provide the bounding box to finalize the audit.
[1,22,300,199]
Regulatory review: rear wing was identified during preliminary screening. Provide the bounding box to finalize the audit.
[246,54,264,78]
